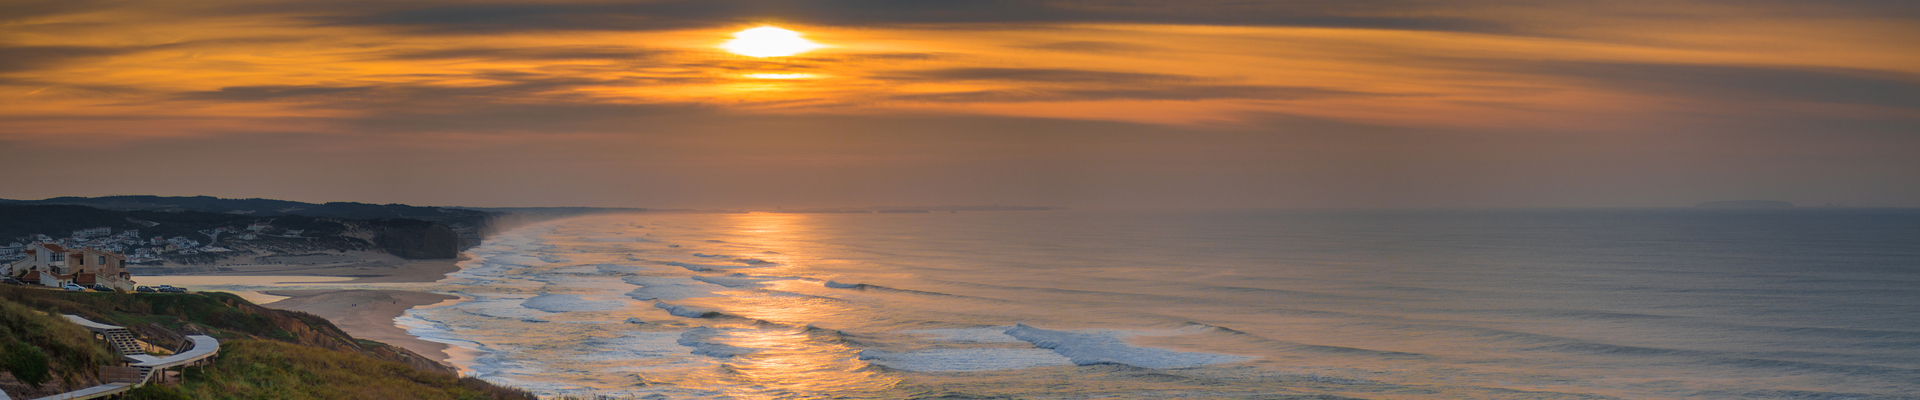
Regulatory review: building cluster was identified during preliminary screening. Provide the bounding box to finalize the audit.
[3,242,135,290]
[1,222,301,265]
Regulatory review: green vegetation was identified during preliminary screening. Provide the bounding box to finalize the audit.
[0,287,535,399]
[127,339,525,400]
[0,299,115,389]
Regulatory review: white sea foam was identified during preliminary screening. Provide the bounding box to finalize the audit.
[823,280,861,289]
[858,348,1072,372]
[1003,324,1255,368]
[677,327,755,358]
[663,261,716,271]
[690,274,793,289]
[906,327,1029,343]
[550,264,602,274]
[654,301,719,318]
[586,237,654,243]
[623,277,729,300]
[576,331,697,364]
[396,311,485,350]
[596,263,648,274]
[521,293,628,313]
[456,296,554,320]
[663,261,769,271]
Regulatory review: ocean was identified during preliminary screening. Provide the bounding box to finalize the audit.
[392,209,1920,399]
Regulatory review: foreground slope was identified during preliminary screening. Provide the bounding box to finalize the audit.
[0,286,533,400]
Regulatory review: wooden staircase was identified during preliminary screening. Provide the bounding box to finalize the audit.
[101,328,145,358]
[36,316,217,399]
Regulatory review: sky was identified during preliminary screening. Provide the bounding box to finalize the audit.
[3,0,1918,209]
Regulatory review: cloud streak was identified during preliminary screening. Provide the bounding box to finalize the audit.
[3,0,1919,208]
[299,0,1516,35]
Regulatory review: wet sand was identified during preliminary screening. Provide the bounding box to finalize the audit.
[146,251,462,284]
[142,252,469,365]
[264,289,459,363]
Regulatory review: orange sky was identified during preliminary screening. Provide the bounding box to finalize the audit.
[4,0,1918,208]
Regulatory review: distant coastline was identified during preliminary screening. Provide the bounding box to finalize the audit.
[771,205,1064,213]
[1694,200,1795,209]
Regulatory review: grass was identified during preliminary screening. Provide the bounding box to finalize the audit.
[132,339,527,400]
[0,299,116,389]
[0,286,536,399]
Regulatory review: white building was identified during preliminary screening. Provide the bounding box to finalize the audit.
[5,243,135,290]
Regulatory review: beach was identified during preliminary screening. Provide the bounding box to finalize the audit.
[137,254,467,366]
[264,289,459,362]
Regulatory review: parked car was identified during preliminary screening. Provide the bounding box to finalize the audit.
[158,286,187,293]
[0,277,22,285]
[91,284,113,292]
[63,283,86,291]
[136,286,156,293]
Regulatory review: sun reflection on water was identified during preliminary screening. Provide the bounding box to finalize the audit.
[663,213,897,398]
[698,326,897,399]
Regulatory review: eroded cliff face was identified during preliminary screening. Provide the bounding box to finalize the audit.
[370,220,463,259]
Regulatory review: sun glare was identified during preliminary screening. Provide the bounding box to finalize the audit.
[722,26,824,57]
[742,73,819,79]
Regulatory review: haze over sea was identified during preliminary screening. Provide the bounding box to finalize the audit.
[398,209,1920,399]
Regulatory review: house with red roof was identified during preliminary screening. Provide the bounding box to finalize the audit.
[5,243,134,290]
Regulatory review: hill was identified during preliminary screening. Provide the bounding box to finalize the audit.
[0,196,497,252]
[0,205,470,269]
[0,286,534,400]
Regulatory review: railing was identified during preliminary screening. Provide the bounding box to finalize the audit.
[29,317,220,400]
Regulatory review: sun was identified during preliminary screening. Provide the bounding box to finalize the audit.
[722,26,823,57]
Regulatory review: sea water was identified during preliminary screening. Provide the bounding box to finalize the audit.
[397,209,1920,399]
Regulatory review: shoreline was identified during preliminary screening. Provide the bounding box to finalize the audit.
[136,254,469,366]
[263,289,459,363]
[135,252,462,284]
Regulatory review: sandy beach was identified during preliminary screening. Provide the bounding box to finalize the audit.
[139,252,468,366]
[264,289,459,362]
[142,251,461,284]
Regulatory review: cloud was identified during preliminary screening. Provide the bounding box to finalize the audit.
[874,67,1370,102]
[877,67,1199,84]
[1533,62,1920,108]
[0,0,115,23]
[295,0,1516,34]
[378,45,668,61]
[176,85,380,102]
[0,46,131,73]
[891,85,1367,103]
[1018,41,1161,54]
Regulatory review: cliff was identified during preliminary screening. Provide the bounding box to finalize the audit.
[373,219,463,259]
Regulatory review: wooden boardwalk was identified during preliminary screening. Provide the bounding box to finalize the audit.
[22,316,220,400]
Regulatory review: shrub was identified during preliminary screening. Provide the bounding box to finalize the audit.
[2,342,52,387]
[125,383,196,400]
